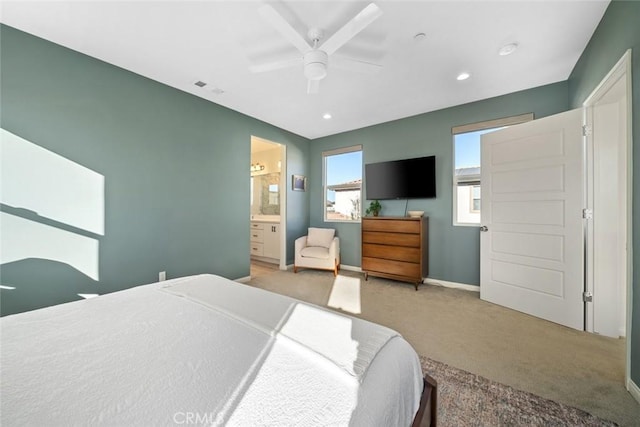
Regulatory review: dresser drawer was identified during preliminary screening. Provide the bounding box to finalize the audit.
[363,243,420,263]
[362,257,421,279]
[250,229,264,242]
[362,218,420,234]
[250,222,264,230]
[362,231,420,247]
[250,242,264,256]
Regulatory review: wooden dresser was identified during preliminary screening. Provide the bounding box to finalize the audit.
[361,216,428,290]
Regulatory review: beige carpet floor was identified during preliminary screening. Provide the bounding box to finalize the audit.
[246,263,640,426]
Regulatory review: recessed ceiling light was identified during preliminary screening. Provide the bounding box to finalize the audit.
[193,80,207,88]
[323,113,332,120]
[498,43,519,56]
[456,72,470,81]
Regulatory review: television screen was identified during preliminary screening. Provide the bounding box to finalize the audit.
[365,156,436,200]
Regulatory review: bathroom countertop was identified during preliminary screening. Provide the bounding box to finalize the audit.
[250,215,280,223]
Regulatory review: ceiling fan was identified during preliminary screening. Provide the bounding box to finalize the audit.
[250,3,383,94]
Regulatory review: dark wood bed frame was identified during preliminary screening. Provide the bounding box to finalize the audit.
[411,374,438,427]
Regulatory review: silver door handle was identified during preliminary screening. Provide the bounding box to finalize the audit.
[480,226,488,232]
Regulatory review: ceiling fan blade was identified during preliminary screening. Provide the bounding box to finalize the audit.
[307,79,320,95]
[250,57,301,73]
[258,4,311,54]
[331,57,382,75]
[320,3,382,55]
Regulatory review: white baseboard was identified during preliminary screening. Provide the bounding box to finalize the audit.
[628,377,640,404]
[423,278,480,292]
[235,275,251,283]
[277,265,477,293]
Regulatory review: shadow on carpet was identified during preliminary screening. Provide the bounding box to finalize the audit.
[420,356,617,426]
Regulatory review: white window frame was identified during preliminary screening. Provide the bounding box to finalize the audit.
[452,113,533,226]
[470,185,481,213]
[323,145,363,223]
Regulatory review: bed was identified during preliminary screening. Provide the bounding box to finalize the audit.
[1,274,435,426]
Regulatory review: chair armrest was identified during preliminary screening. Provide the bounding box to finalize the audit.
[328,237,340,261]
[295,236,308,252]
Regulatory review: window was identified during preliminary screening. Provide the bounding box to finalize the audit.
[268,184,279,205]
[453,113,533,226]
[323,145,362,222]
[470,185,481,212]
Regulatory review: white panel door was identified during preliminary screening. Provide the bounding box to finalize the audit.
[480,109,584,330]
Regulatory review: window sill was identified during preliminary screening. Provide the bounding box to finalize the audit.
[453,222,481,227]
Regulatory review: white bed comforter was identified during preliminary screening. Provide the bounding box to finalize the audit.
[1,274,423,426]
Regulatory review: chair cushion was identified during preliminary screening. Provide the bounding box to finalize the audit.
[300,246,330,259]
[307,227,335,249]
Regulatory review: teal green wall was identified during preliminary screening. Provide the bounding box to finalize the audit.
[2,2,638,389]
[567,0,640,389]
[309,82,568,285]
[0,25,310,315]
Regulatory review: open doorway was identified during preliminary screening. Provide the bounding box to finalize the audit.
[250,136,287,273]
[583,50,633,393]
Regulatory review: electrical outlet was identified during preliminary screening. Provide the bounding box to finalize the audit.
[159,271,166,281]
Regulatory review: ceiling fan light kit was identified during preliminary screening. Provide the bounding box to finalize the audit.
[303,49,328,80]
[252,2,383,94]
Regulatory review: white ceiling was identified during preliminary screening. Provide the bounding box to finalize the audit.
[1,1,609,140]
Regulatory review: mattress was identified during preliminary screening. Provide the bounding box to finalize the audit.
[1,274,423,426]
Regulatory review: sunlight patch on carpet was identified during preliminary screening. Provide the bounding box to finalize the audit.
[327,275,361,314]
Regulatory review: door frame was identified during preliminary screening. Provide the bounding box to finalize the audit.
[582,49,633,392]
[250,136,287,270]
[278,143,287,270]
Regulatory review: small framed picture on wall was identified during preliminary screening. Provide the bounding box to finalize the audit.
[292,175,307,191]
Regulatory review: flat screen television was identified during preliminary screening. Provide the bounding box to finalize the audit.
[365,155,436,200]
